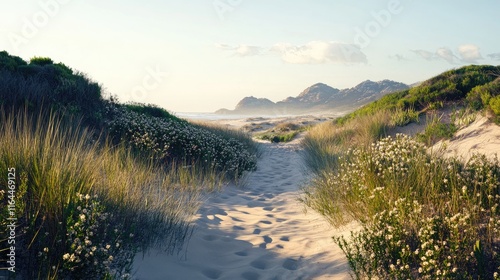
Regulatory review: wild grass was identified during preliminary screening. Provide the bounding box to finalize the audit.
[0,108,220,279]
[255,122,306,143]
[390,107,420,127]
[416,113,457,146]
[302,110,391,173]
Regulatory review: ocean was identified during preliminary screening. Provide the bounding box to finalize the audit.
[175,112,297,121]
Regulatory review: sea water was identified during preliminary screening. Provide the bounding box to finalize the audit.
[175,112,296,121]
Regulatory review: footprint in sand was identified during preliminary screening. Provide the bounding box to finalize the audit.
[230,217,244,222]
[250,259,269,270]
[263,193,274,199]
[247,201,264,208]
[282,258,299,271]
[259,220,272,225]
[233,225,245,231]
[234,251,248,256]
[279,236,290,242]
[203,235,219,241]
[262,235,273,243]
[241,271,260,280]
[201,268,223,279]
[253,229,261,234]
[263,206,274,211]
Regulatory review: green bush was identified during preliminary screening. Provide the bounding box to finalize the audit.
[489,95,500,116]
[30,56,54,66]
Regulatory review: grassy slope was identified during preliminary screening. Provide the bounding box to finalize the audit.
[301,65,500,279]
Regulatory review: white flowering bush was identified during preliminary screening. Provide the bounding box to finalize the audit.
[60,193,134,279]
[304,134,500,279]
[104,104,257,178]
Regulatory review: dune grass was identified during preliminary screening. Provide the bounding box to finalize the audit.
[0,108,221,279]
[302,110,391,173]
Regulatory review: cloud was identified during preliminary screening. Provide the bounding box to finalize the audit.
[270,41,367,64]
[413,45,483,64]
[215,43,263,57]
[487,53,500,61]
[458,44,482,63]
[436,47,457,63]
[390,54,408,61]
[412,49,436,61]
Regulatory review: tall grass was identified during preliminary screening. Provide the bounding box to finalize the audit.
[302,110,391,173]
[0,108,219,279]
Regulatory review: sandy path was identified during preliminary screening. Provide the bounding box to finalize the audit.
[133,138,354,280]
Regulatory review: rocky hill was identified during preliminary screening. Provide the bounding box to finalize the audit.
[216,80,409,115]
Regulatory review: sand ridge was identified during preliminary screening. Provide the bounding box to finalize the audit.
[133,137,354,279]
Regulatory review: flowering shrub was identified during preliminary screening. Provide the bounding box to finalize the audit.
[104,104,256,177]
[304,134,500,279]
[61,193,134,279]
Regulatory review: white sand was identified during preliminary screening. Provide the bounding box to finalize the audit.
[133,136,356,280]
[433,115,500,161]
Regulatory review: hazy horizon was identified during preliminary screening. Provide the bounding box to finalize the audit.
[2,0,500,113]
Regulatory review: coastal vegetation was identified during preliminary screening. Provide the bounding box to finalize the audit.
[302,65,500,279]
[0,51,257,279]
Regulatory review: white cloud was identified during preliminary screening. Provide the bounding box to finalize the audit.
[458,44,482,63]
[412,49,435,60]
[215,43,263,57]
[413,45,483,64]
[390,54,408,61]
[436,47,457,63]
[270,41,367,64]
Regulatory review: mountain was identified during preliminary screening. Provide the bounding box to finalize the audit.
[216,80,409,115]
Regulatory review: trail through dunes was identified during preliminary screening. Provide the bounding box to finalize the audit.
[133,137,355,280]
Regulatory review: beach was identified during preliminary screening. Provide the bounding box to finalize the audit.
[133,116,357,279]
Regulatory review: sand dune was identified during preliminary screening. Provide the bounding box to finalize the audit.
[133,137,355,279]
[434,115,500,161]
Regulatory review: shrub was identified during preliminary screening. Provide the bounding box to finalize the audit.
[104,104,257,178]
[390,107,420,127]
[30,56,54,66]
[490,95,500,116]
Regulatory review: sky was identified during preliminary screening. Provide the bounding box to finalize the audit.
[1,0,500,113]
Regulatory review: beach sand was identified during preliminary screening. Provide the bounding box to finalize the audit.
[133,134,356,279]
